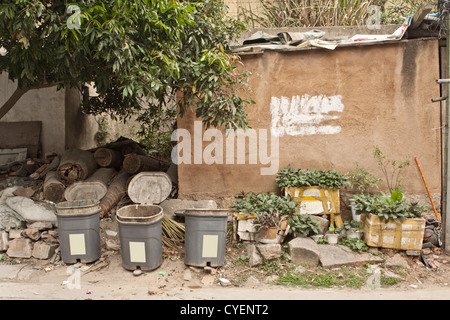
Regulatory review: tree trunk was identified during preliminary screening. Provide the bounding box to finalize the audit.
[57,149,98,184]
[43,171,65,203]
[0,83,60,120]
[64,167,117,201]
[0,87,29,120]
[123,153,161,174]
[99,169,130,218]
[93,148,124,168]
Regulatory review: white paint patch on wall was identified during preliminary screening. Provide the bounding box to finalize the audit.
[270,94,344,137]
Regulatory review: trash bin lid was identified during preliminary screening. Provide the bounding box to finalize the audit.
[127,172,172,205]
[55,199,101,216]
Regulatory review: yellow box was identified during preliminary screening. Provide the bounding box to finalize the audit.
[362,213,426,250]
[285,186,342,227]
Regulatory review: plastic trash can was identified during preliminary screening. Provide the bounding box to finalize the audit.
[55,199,101,264]
[116,172,172,271]
[116,204,163,271]
[184,209,229,267]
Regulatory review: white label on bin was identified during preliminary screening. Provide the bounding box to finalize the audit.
[202,235,219,258]
[129,242,146,263]
[69,234,86,255]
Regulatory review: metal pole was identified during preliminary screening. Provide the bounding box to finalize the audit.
[445,6,450,253]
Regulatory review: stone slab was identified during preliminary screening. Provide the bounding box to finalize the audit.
[288,236,383,268]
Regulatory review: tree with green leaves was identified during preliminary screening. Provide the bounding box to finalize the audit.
[0,0,254,154]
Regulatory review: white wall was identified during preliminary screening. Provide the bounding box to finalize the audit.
[0,73,66,155]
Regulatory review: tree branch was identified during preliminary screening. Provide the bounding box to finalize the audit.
[0,83,60,120]
[0,87,29,120]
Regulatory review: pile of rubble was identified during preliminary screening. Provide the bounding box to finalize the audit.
[0,185,59,260]
[0,137,177,262]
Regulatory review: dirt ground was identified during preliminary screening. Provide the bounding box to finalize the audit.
[1,218,450,301]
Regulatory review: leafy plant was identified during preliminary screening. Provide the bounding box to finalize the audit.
[382,0,435,24]
[0,0,254,138]
[328,224,337,234]
[276,165,348,190]
[287,214,320,237]
[339,238,368,252]
[373,146,410,193]
[345,163,381,193]
[230,192,298,229]
[352,193,428,223]
[240,0,387,28]
[336,220,362,235]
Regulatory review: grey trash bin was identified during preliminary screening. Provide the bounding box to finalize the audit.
[55,200,101,264]
[116,172,172,271]
[116,204,163,271]
[184,209,229,267]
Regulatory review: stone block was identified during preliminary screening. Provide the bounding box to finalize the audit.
[7,238,33,258]
[256,243,281,260]
[8,229,22,239]
[310,215,330,234]
[246,243,262,267]
[288,237,321,267]
[236,219,256,241]
[32,242,58,260]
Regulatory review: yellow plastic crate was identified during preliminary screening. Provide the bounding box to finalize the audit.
[284,186,342,227]
[362,213,426,250]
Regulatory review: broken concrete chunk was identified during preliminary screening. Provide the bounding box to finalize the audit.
[256,243,281,261]
[26,221,53,231]
[7,238,33,258]
[0,204,24,230]
[32,242,58,260]
[23,228,41,241]
[0,187,19,204]
[5,196,57,223]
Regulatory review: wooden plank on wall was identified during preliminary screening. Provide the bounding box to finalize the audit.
[0,121,42,158]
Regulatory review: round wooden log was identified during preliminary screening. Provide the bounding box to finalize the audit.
[43,171,65,203]
[99,170,130,218]
[122,153,161,174]
[64,167,117,201]
[57,149,98,184]
[94,148,123,168]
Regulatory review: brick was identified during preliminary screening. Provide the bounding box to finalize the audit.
[0,231,8,251]
[26,222,53,231]
[23,228,41,241]
[7,238,33,258]
[8,229,23,239]
[32,242,58,260]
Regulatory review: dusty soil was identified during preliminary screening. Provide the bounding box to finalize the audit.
[1,218,450,300]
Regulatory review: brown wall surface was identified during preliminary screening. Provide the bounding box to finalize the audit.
[176,38,442,201]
